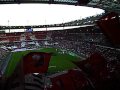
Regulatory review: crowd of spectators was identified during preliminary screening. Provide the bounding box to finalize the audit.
[63,13,104,26]
[47,25,120,62]
[0,31,47,49]
[0,25,119,63]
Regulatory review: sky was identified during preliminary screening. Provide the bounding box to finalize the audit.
[0,4,104,32]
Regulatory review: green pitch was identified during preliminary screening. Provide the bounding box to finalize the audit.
[4,47,81,77]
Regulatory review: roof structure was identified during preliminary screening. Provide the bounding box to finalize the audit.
[0,0,89,5]
[0,0,119,30]
[88,0,120,14]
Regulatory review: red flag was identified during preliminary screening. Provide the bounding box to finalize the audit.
[97,12,120,46]
[23,52,51,75]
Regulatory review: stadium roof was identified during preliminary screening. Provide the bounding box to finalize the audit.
[0,4,104,30]
[0,0,119,30]
[0,0,89,5]
[88,0,120,14]
[0,0,119,13]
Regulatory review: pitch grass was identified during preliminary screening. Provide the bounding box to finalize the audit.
[4,48,80,77]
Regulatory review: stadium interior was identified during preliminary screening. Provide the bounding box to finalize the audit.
[0,0,120,90]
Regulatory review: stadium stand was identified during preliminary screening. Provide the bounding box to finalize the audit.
[0,3,120,89]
